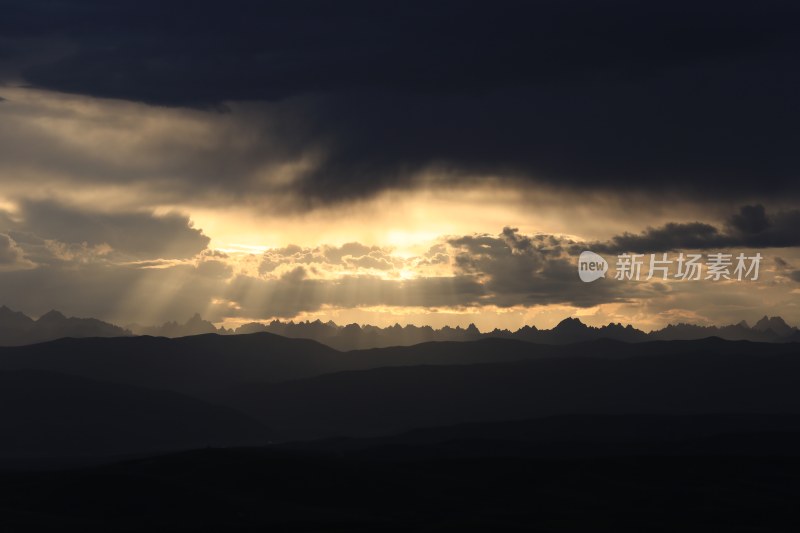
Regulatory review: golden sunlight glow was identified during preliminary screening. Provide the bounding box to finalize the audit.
[2,87,799,331]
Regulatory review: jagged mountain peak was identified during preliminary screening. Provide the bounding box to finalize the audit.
[753,316,792,335]
[37,309,67,322]
[554,317,588,330]
[0,305,34,327]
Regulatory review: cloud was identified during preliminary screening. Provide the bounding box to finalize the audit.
[448,228,650,309]
[258,242,401,277]
[724,205,800,248]
[0,88,323,211]
[252,229,633,312]
[323,243,376,264]
[1,0,798,330]
[2,1,788,106]
[346,255,394,271]
[280,265,307,283]
[773,256,800,283]
[0,233,33,271]
[594,205,800,253]
[0,227,642,322]
[0,224,796,326]
[14,200,209,260]
[0,2,798,204]
[0,261,228,325]
[195,259,233,279]
[594,222,728,254]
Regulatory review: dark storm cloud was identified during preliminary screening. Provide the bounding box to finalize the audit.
[773,256,800,284]
[9,200,209,260]
[2,1,799,202]
[593,222,728,254]
[448,228,649,308]
[593,205,800,253]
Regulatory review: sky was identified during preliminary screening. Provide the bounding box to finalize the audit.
[0,0,799,331]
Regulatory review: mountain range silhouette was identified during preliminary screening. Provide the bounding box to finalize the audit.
[1,305,798,348]
[0,306,130,346]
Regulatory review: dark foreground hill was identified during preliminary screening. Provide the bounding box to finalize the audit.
[282,413,800,457]
[213,346,800,440]
[0,334,800,530]
[0,370,273,462]
[3,415,800,532]
[0,333,797,395]
[0,333,342,393]
[1,334,799,446]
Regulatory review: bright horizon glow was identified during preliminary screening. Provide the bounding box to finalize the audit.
[0,88,798,331]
